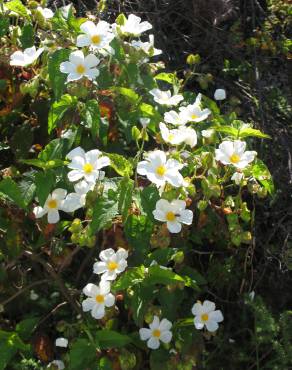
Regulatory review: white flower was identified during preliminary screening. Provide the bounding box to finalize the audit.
[66,146,110,183]
[60,50,100,82]
[10,46,44,67]
[82,281,115,319]
[214,88,226,101]
[131,34,162,56]
[159,123,185,145]
[201,129,215,138]
[140,117,150,128]
[60,4,71,18]
[179,94,211,123]
[231,172,244,185]
[139,316,172,350]
[37,6,54,19]
[178,126,197,148]
[192,300,224,332]
[215,140,256,169]
[63,180,95,212]
[164,110,187,126]
[33,189,68,224]
[93,248,128,281]
[120,14,152,36]
[76,20,114,50]
[150,89,183,106]
[30,290,39,301]
[249,291,255,301]
[47,360,65,370]
[55,337,68,348]
[153,199,193,233]
[137,150,184,188]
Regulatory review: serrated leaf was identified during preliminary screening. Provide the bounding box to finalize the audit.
[210,125,239,137]
[5,0,29,18]
[16,317,39,341]
[48,49,70,100]
[35,170,55,206]
[48,94,77,134]
[90,196,118,235]
[95,330,132,349]
[140,186,159,221]
[107,153,133,177]
[68,339,96,370]
[18,178,36,205]
[0,178,26,209]
[82,99,100,139]
[20,23,34,48]
[118,177,134,221]
[0,17,9,37]
[239,127,271,139]
[114,87,140,103]
[145,265,185,286]
[252,159,274,195]
[154,72,175,85]
[112,266,145,291]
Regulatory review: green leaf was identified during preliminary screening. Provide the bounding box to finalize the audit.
[90,196,118,235]
[150,349,169,370]
[48,49,70,100]
[124,215,153,264]
[239,127,271,139]
[95,330,132,349]
[48,94,77,134]
[154,72,176,85]
[0,178,26,209]
[140,186,160,221]
[118,177,134,221]
[131,284,156,325]
[0,330,30,370]
[82,99,101,139]
[20,158,66,169]
[16,317,39,341]
[252,159,274,195]
[18,178,36,205]
[20,24,34,48]
[5,0,29,18]
[39,138,69,162]
[68,338,96,370]
[107,153,133,177]
[114,87,140,104]
[35,170,55,206]
[0,17,9,37]
[210,125,239,137]
[112,266,145,291]
[145,265,185,286]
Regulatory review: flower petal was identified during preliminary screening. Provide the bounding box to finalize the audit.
[91,304,105,319]
[147,337,160,350]
[69,50,84,65]
[83,283,99,297]
[52,188,67,200]
[93,261,108,274]
[139,328,152,341]
[191,302,203,316]
[33,206,47,218]
[67,147,85,160]
[104,293,115,307]
[47,209,60,224]
[159,318,172,331]
[205,320,219,332]
[202,300,216,313]
[99,248,115,261]
[209,310,224,323]
[160,330,172,344]
[167,221,182,233]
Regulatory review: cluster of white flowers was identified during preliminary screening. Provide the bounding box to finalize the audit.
[139,299,223,350]
[82,248,128,319]
[33,146,110,223]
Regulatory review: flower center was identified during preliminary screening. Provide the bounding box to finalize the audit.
[166,211,176,222]
[152,329,161,338]
[83,163,94,174]
[156,165,166,176]
[191,114,198,120]
[47,199,57,209]
[230,154,240,164]
[91,34,101,45]
[168,134,174,141]
[95,294,104,303]
[76,64,85,74]
[201,313,209,322]
[107,261,118,271]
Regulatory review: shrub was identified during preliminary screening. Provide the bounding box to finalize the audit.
[1,2,288,370]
